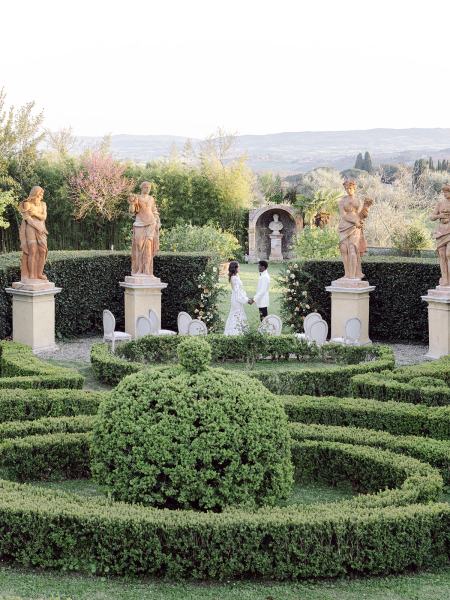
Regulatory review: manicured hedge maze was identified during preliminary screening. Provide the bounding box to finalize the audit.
[0,340,447,580]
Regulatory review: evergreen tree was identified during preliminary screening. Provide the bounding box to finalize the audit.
[354,153,363,169]
[428,157,434,171]
[412,159,428,188]
[363,151,373,173]
[437,160,442,171]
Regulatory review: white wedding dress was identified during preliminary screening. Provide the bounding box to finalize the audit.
[224,274,249,335]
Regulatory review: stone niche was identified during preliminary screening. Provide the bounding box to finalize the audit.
[248,205,302,262]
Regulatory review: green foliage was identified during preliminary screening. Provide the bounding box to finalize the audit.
[91,365,293,510]
[160,223,241,262]
[351,372,449,407]
[0,341,84,389]
[0,414,95,441]
[293,227,340,259]
[257,172,283,204]
[391,221,432,256]
[290,422,450,484]
[277,264,316,332]
[283,395,450,440]
[177,337,211,373]
[281,258,440,342]
[0,251,221,337]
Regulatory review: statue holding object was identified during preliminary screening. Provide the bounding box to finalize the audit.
[430,183,450,287]
[128,181,160,279]
[18,186,49,282]
[338,180,373,281]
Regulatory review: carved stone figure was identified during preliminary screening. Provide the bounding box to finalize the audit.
[430,183,450,287]
[18,186,48,281]
[128,181,160,278]
[338,180,373,280]
[268,214,284,260]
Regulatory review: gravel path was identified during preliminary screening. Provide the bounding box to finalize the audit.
[37,337,430,367]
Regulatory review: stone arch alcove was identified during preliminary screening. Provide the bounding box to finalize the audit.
[248,205,303,262]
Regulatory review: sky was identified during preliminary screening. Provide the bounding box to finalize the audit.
[1,0,450,138]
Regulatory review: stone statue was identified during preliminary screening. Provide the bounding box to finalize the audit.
[338,180,373,280]
[268,213,284,261]
[430,183,450,287]
[128,181,160,278]
[18,186,48,282]
[268,213,283,234]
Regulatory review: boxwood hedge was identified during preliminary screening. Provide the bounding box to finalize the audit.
[0,250,219,337]
[284,257,440,342]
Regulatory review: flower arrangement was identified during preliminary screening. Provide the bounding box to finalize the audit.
[278,263,314,333]
[192,264,223,331]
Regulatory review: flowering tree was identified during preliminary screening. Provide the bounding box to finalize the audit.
[69,151,134,221]
[278,265,314,332]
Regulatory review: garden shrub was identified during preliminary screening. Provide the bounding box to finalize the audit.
[0,251,221,337]
[0,415,95,441]
[92,340,293,510]
[0,341,84,389]
[283,395,450,440]
[280,258,440,342]
[160,223,241,262]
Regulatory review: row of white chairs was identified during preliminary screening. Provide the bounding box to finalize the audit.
[296,312,362,346]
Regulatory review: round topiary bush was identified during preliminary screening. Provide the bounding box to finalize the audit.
[409,376,449,389]
[91,339,293,511]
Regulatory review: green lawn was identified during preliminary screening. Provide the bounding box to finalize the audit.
[218,263,285,330]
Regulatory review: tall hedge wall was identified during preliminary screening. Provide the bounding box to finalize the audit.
[0,251,219,338]
[287,258,440,343]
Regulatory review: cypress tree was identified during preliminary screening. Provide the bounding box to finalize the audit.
[355,153,363,169]
[437,160,442,171]
[363,151,373,173]
[429,157,434,171]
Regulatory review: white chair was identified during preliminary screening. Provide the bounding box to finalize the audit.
[345,317,362,345]
[103,309,131,353]
[258,314,282,336]
[309,319,328,346]
[148,309,176,336]
[177,311,193,335]
[136,315,153,339]
[188,319,208,335]
[296,312,322,341]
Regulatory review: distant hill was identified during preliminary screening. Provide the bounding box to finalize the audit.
[75,129,450,174]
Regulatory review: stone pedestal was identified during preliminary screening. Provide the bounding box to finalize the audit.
[5,282,61,352]
[422,286,450,359]
[325,278,375,345]
[269,233,283,261]
[119,275,167,338]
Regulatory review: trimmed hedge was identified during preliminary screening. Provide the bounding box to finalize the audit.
[290,423,450,484]
[352,372,450,406]
[92,340,395,393]
[0,388,104,422]
[0,251,219,337]
[0,341,84,389]
[285,258,440,342]
[0,439,446,579]
[283,395,450,440]
[0,415,95,441]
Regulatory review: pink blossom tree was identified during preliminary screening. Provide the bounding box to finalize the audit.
[69,151,134,221]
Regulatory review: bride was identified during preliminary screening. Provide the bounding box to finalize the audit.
[224,261,252,335]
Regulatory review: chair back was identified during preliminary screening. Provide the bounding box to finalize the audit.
[345,317,361,344]
[303,312,322,336]
[188,319,208,336]
[148,309,160,334]
[259,314,282,336]
[103,310,115,336]
[177,311,192,335]
[309,320,328,346]
[136,316,153,338]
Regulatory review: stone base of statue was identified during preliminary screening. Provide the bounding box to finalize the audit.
[422,286,450,359]
[5,281,61,353]
[120,275,167,338]
[269,233,283,261]
[325,278,375,345]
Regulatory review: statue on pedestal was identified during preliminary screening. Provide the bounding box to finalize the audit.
[337,180,373,282]
[268,213,284,260]
[430,183,450,287]
[128,181,160,279]
[18,186,49,282]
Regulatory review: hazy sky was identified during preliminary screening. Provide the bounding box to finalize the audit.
[1,0,449,138]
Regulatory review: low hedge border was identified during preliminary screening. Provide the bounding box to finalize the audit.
[91,341,395,394]
[0,415,95,441]
[283,395,450,440]
[0,341,84,389]
[351,372,450,406]
[290,423,450,484]
[0,438,446,579]
[389,358,450,384]
[0,389,105,422]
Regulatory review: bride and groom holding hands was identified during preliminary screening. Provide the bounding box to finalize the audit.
[224,260,271,335]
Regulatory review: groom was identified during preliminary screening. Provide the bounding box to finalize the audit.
[249,260,270,320]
